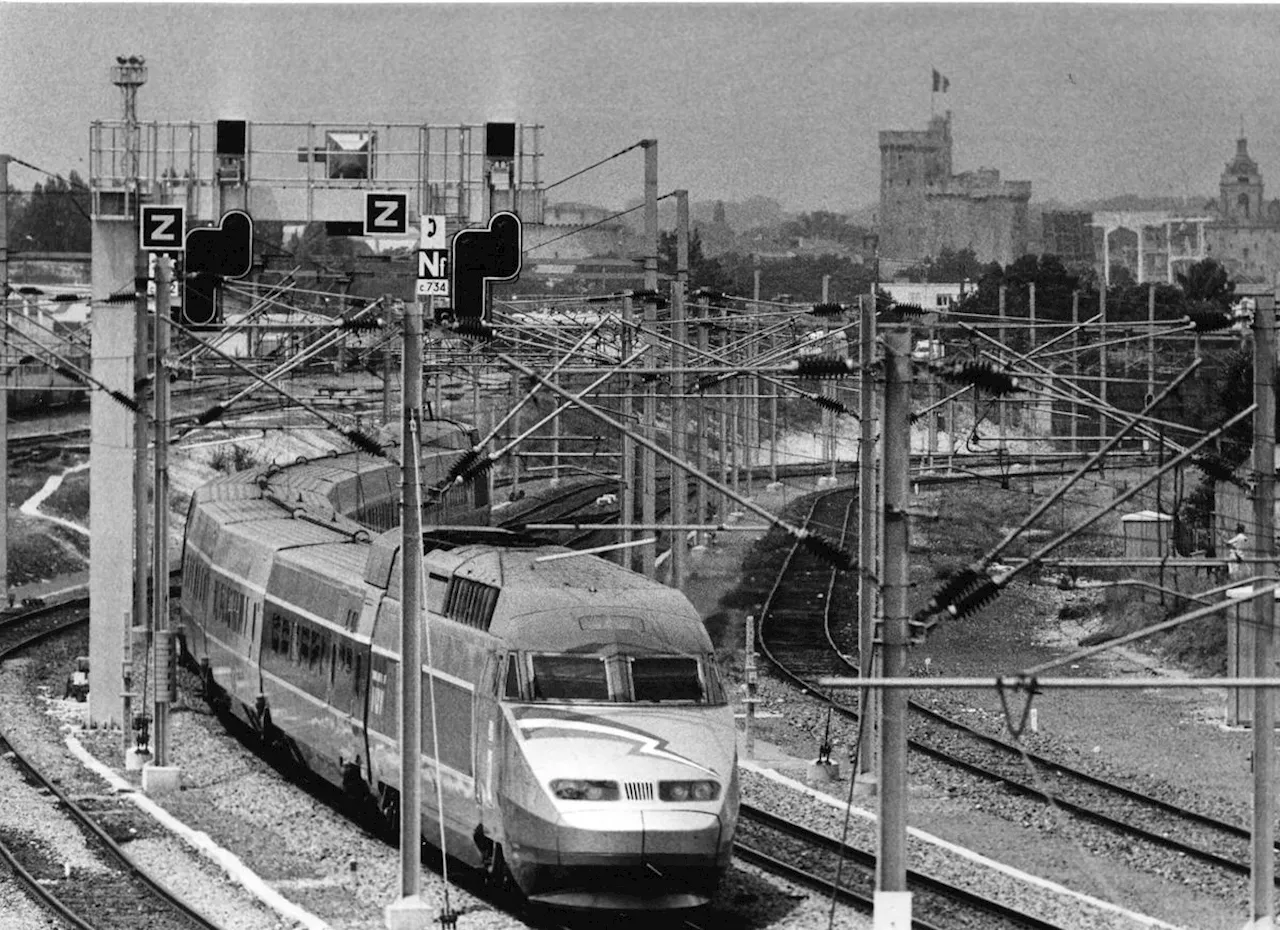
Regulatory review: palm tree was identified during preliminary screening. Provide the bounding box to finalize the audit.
[1176,258,1234,307]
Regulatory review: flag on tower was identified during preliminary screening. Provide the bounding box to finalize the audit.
[932,69,950,93]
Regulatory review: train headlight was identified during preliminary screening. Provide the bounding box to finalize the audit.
[550,779,620,801]
[659,780,720,802]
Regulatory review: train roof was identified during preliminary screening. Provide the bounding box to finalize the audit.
[366,528,710,653]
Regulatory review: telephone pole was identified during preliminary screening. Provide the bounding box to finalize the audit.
[1249,287,1277,926]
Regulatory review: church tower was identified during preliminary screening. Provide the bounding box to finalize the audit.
[1220,137,1264,223]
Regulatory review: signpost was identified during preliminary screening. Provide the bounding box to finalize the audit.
[449,210,522,321]
[416,214,448,298]
[140,205,185,252]
[364,191,409,236]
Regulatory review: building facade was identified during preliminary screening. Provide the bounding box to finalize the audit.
[878,112,1031,267]
[1203,138,1280,283]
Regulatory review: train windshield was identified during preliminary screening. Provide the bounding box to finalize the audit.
[517,653,724,704]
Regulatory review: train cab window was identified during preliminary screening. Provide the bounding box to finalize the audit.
[530,655,609,701]
[631,657,704,703]
[503,655,522,700]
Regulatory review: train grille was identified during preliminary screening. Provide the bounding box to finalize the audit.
[624,781,654,801]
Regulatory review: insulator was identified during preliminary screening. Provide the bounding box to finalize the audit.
[52,293,82,303]
[693,288,726,301]
[926,568,982,615]
[443,448,481,486]
[798,532,855,571]
[794,357,855,379]
[1184,309,1234,333]
[453,319,495,341]
[695,374,722,394]
[947,578,1001,620]
[196,404,227,425]
[882,302,926,318]
[105,291,140,304]
[460,455,496,482]
[339,316,381,333]
[1192,453,1237,483]
[107,388,140,413]
[343,428,385,457]
[53,365,86,385]
[640,372,660,384]
[813,395,848,414]
[809,302,845,317]
[934,360,1019,396]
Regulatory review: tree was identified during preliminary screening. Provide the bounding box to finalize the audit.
[1176,258,1235,308]
[780,210,867,247]
[657,229,732,292]
[9,171,91,252]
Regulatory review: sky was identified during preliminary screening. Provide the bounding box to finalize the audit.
[3,3,1279,216]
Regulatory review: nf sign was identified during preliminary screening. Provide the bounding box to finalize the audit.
[140,205,186,251]
[363,191,409,235]
[416,214,449,297]
[416,249,449,297]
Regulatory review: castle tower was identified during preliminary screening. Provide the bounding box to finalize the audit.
[878,112,952,262]
[1220,137,1264,223]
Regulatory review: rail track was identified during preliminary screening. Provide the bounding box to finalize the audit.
[736,804,1067,929]
[0,601,224,930]
[756,484,1275,903]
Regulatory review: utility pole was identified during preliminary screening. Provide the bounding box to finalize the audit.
[0,154,8,605]
[144,256,178,791]
[387,296,429,930]
[1249,288,1277,927]
[694,295,710,549]
[640,140,658,577]
[671,190,689,589]
[820,275,837,487]
[857,286,879,784]
[619,294,636,566]
[877,324,913,926]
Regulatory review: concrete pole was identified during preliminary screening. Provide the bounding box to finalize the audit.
[857,292,879,782]
[0,154,8,604]
[1249,288,1277,926]
[1071,291,1080,455]
[717,302,731,517]
[822,275,837,484]
[1147,284,1157,455]
[671,190,689,589]
[641,295,657,578]
[694,297,710,547]
[1099,284,1108,452]
[620,295,636,567]
[1028,282,1036,480]
[997,284,1006,458]
[876,325,912,925]
[151,256,172,769]
[388,296,427,928]
[133,246,150,727]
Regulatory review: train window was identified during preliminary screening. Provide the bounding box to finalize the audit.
[631,657,704,703]
[530,655,608,701]
[503,655,521,699]
[354,653,363,696]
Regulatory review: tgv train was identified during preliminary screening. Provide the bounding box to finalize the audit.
[178,421,739,910]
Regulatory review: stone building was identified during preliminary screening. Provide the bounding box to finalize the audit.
[878,111,1031,267]
[1203,137,1280,283]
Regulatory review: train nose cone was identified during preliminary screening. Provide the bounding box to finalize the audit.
[641,810,721,857]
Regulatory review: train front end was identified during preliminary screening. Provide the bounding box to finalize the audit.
[493,651,738,910]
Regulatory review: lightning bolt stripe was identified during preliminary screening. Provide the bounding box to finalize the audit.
[510,707,719,777]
